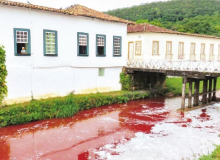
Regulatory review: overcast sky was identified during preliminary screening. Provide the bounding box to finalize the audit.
[11,0,168,11]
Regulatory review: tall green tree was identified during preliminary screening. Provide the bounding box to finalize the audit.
[106,0,220,36]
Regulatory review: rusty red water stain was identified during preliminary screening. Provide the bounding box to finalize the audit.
[0,97,218,160]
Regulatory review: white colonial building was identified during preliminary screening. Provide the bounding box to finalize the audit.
[0,0,133,104]
[127,23,220,61]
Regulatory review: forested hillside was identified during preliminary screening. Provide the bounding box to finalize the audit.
[106,0,220,36]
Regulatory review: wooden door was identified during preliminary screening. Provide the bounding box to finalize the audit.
[128,42,134,59]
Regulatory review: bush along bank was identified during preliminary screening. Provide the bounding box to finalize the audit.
[0,91,151,127]
[0,45,7,105]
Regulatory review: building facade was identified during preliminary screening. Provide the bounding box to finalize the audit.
[0,1,132,104]
[127,24,220,61]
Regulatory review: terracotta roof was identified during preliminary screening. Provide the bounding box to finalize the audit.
[65,5,134,24]
[128,23,220,39]
[0,0,134,24]
[0,0,66,13]
[128,23,177,34]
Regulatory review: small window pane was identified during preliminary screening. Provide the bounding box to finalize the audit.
[114,37,121,56]
[178,42,184,59]
[201,43,205,55]
[166,41,172,55]
[135,41,141,55]
[190,43,196,55]
[210,44,214,55]
[152,41,159,55]
[45,32,56,54]
[79,35,87,46]
[16,31,28,43]
[97,36,104,46]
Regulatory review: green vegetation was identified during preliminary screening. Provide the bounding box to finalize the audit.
[165,77,220,96]
[106,0,220,36]
[0,45,7,104]
[0,91,150,127]
[199,145,220,160]
[120,73,133,91]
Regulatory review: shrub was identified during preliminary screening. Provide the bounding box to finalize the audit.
[0,45,7,105]
[120,73,133,90]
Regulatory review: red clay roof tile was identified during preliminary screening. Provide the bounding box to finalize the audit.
[0,0,134,24]
[128,23,178,34]
[65,5,134,24]
[128,23,220,39]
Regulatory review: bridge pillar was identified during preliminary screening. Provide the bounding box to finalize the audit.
[208,78,213,102]
[198,80,200,103]
[181,77,187,110]
[193,80,199,106]
[202,79,208,104]
[188,79,192,108]
[212,78,217,101]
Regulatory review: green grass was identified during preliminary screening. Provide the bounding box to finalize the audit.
[0,90,150,127]
[199,145,220,160]
[165,77,220,96]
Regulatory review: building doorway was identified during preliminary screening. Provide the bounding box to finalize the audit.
[128,42,134,60]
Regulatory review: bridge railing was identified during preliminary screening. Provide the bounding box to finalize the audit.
[126,59,220,72]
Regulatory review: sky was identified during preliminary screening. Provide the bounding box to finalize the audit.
[11,0,168,11]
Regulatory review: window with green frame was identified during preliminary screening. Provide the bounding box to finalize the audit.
[43,30,58,56]
[14,28,31,56]
[113,36,122,57]
[78,32,89,56]
[96,34,106,57]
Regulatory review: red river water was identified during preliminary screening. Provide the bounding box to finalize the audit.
[0,96,220,160]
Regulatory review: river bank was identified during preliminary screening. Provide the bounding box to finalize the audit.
[0,90,153,128]
[1,77,220,128]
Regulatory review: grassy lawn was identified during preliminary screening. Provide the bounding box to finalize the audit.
[165,77,220,96]
[199,145,220,160]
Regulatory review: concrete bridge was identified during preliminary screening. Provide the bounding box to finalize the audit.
[125,59,220,110]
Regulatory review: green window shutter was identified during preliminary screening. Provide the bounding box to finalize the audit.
[43,30,58,56]
[77,32,89,56]
[113,36,122,57]
[96,34,106,57]
[14,28,31,56]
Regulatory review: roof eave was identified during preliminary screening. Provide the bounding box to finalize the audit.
[127,31,220,39]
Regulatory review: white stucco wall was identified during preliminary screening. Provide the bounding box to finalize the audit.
[127,32,220,61]
[0,5,127,104]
